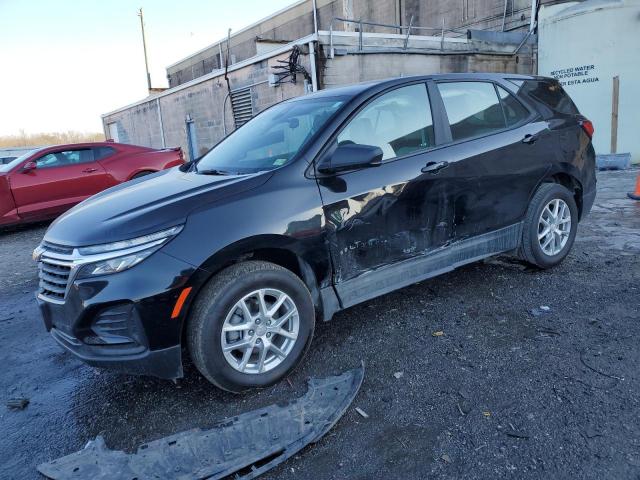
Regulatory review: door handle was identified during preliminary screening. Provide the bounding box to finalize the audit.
[82,167,98,173]
[421,161,449,174]
[522,134,539,144]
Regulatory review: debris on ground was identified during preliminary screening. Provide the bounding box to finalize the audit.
[7,398,29,410]
[530,305,552,317]
[37,366,365,480]
[457,401,471,416]
[355,407,369,419]
[393,371,404,379]
[499,425,530,439]
[580,349,624,381]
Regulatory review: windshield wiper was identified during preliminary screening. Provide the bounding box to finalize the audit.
[198,168,233,176]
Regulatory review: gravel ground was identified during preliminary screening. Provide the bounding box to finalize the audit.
[1,169,639,479]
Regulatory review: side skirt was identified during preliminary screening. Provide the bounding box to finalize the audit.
[335,223,523,309]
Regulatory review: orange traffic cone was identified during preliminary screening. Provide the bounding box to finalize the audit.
[628,171,640,200]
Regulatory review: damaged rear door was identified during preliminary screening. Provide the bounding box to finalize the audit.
[434,80,549,238]
[315,82,456,308]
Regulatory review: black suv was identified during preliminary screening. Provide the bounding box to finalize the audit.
[35,74,596,392]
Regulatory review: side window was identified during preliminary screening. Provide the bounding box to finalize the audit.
[35,149,94,169]
[437,82,505,142]
[496,86,529,127]
[93,147,116,161]
[337,84,434,161]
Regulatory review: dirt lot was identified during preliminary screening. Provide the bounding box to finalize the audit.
[1,169,639,479]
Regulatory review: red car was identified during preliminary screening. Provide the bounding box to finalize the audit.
[0,142,184,227]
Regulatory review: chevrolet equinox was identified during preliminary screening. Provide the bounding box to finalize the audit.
[34,74,596,392]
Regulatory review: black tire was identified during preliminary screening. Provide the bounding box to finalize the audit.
[519,183,579,269]
[186,261,315,393]
[132,170,154,179]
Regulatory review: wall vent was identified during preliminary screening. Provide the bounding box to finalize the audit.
[230,87,254,128]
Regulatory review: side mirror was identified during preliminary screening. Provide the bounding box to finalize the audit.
[318,144,383,174]
[22,161,37,172]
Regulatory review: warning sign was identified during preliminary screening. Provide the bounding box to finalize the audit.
[549,64,599,86]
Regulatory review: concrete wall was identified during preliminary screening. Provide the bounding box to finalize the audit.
[167,0,549,88]
[322,51,531,87]
[401,0,538,33]
[538,0,640,164]
[104,100,164,148]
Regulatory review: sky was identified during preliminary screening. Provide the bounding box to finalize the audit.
[0,0,297,136]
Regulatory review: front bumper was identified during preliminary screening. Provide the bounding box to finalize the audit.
[37,250,200,379]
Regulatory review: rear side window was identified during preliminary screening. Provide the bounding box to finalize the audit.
[93,147,116,160]
[437,82,505,142]
[520,80,579,115]
[338,84,435,161]
[496,86,529,127]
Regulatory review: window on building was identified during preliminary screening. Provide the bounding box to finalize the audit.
[337,84,435,161]
[496,85,529,127]
[462,0,476,21]
[437,81,506,142]
[107,123,119,142]
[35,149,95,169]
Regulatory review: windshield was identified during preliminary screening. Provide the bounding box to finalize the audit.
[0,148,45,173]
[196,96,346,174]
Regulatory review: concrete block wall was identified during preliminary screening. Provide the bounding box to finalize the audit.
[401,0,537,33]
[104,100,164,148]
[321,51,531,87]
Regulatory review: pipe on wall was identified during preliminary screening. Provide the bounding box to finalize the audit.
[308,41,318,92]
[156,98,166,148]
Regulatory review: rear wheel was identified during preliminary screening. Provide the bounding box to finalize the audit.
[519,183,578,269]
[186,261,315,392]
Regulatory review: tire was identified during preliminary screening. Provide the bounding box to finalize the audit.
[132,171,154,179]
[186,261,315,393]
[519,183,579,269]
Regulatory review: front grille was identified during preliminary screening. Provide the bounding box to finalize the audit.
[41,241,73,255]
[38,243,75,303]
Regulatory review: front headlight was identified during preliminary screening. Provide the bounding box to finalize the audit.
[78,249,156,277]
[77,225,183,255]
[76,225,183,278]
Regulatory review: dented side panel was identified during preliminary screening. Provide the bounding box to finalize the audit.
[318,147,457,285]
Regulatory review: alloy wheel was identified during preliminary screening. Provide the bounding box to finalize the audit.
[221,288,299,374]
[538,198,572,256]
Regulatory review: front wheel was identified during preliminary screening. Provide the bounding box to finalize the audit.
[186,261,315,392]
[519,183,578,269]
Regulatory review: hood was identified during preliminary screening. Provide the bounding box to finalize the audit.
[44,167,271,246]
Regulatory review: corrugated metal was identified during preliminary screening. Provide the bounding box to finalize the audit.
[230,87,254,127]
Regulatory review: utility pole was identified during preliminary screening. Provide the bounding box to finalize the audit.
[137,8,152,90]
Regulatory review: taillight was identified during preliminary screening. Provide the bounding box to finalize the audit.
[580,119,594,139]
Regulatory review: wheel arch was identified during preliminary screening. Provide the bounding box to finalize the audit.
[180,234,330,344]
[540,164,585,219]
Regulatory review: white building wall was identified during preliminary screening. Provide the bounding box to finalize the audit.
[538,0,640,164]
